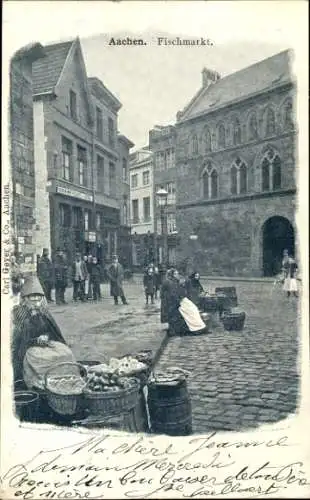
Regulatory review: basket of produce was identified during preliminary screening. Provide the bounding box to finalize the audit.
[148,367,191,387]
[118,355,151,384]
[222,308,246,331]
[130,350,153,367]
[44,362,87,416]
[83,363,140,416]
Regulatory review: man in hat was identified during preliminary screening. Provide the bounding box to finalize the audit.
[53,248,68,305]
[38,248,54,303]
[72,252,88,302]
[107,255,128,305]
[11,275,67,383]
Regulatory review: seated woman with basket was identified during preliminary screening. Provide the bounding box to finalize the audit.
[161,268,208,336]
[11,275,75,392]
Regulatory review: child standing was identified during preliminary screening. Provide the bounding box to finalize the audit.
[143,267,156,305]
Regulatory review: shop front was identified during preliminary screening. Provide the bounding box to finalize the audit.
[48,181,95,264]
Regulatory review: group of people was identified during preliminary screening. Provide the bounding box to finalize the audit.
[160,268,207,336]
[143,262,161,305]
[37,249,129,306]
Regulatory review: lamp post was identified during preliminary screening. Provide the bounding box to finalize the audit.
[156,187,168,268]
[189,233,198,274]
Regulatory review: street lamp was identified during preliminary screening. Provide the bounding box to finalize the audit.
[189,233,199,274]
[156,187,168,268]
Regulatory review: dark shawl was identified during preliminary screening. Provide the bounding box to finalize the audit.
[11,303,66,382]
[185,274,204,307]
[160,277,186,323]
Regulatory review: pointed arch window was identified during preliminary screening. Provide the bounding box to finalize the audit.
[239,162,247,194]
[201,162,218,199]
[230,166,238,195]
[231,158,247,195]
[272,155,281,190]
[261,148,281,191]
[249,113,258,140]
[233,118,242,145]
[283,99,294,130]
[202,171,209,199]
[218,124,226,149]
[262,158,270,191]
[204,128,212,152]
[211,170,218,198]
[192,134,199,155]
[265,108,276,136]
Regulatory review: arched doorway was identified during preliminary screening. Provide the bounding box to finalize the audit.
[262,216,295,276]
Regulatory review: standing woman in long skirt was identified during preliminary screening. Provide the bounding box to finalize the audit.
[282,249,298,297]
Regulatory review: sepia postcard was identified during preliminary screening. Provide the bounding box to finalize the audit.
[1,1,309,498]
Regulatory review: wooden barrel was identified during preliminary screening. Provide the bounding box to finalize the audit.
[147,379,192,436]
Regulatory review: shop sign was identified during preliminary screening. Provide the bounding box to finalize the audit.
[20,262,35,274]
[56,185,93,202]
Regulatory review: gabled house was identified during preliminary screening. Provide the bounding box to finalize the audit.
[32,37,133,266]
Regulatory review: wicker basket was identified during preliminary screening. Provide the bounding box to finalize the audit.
[83,377,140,416]
[222,310,246,331]
[44,362,87,416]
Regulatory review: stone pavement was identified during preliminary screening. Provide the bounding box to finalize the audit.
[49,280,166,364]
[156,279,300,433]
[48,278,299,434]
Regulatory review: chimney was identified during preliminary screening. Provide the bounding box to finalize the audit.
[202,68,221,87]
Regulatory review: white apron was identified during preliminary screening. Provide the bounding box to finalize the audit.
[283,277,298,292]
[179,297,206,332]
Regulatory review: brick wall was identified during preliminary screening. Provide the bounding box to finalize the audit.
[175,85,297,277]
[33,100,51,255]
[176,193,296,277]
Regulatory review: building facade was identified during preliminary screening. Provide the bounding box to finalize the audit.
[129,148,155,267]
[10,43,45,274]
[117,134,134,267]
[32,37,133,266]
[175,50,297,277]
[149,125,178,265]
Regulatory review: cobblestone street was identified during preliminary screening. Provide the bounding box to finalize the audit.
[157,279,300,433]
[50,278,300,434]
[49,278,166,363]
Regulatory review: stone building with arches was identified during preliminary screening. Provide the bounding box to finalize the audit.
[175,50,297,276]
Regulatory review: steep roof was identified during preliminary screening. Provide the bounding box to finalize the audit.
[88,77,122,112]
[32,40,74,95]
[180,50,293,122]
[12,42,45,63]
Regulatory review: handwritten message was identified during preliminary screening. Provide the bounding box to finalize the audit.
[1,431,309,499]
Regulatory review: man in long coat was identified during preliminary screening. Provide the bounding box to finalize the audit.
[53,249,68,305]
[107,255,128,305]
[38,248,54,303]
